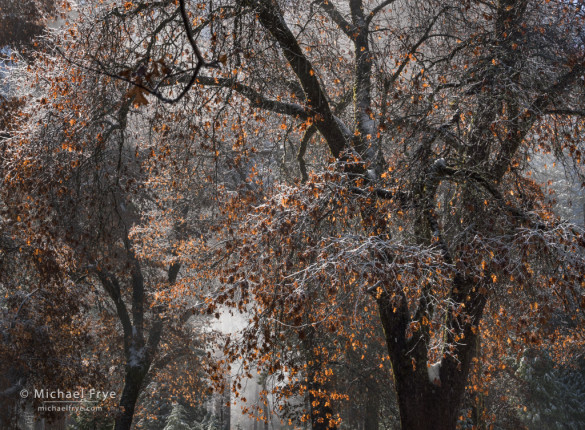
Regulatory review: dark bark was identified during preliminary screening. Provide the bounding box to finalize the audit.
[114,364,148,430]
[349,0,374,158]
[364,388,380,430]
[108,263,178,430]
[252,0,348,159]
[113,320,159,430]
[377,272,487,430]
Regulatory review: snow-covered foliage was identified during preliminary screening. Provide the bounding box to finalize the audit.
[516,354,585,430]
[163,404,193,430]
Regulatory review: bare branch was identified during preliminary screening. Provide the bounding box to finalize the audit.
[544,109,585,116]
[492,61,585,179]
[365,0,397,26]
[313,0,356,37]
[95,270,133,351]
[195,76,310,118]
[253,0,349,158]
[385,7,446,87]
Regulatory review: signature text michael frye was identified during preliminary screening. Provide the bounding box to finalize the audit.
[21,388,116,400]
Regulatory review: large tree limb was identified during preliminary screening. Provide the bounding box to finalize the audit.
[492,61,585,179]
[350,0,376,158]
[146,262,181,367]
[130,260,145,338]
[252,0,349,158]
[96,270,133,354]
[365,0,397,26]
[298,89,353,181]
[544,109,585,116]
[313,0,356,37]
[440,274,487,389]
[195,76,310,118]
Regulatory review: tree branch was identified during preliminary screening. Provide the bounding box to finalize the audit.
[492,61,585,179]
[544,109,585,116]
[252,0,349,158]
[365,0,397,26]
[96,270,133,353]
[298,124,315,183]
[313,0,356,37]
[298,89,353,181]
[195,76,310,118]
[350,0,376,158]
[385,7,446,88]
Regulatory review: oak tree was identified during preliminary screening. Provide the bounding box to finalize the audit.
[5,0,585,429]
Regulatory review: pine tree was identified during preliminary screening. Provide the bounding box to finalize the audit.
[163,403,193,430]
[516,353,585,429]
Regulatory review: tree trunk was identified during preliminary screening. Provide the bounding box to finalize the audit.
[377,276,486,430]
[393,377,464,430]
[114,365,148,430]
[222,378,231,430]
[363,388,380,430]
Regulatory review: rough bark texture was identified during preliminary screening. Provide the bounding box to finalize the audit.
[364,388,380,430]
